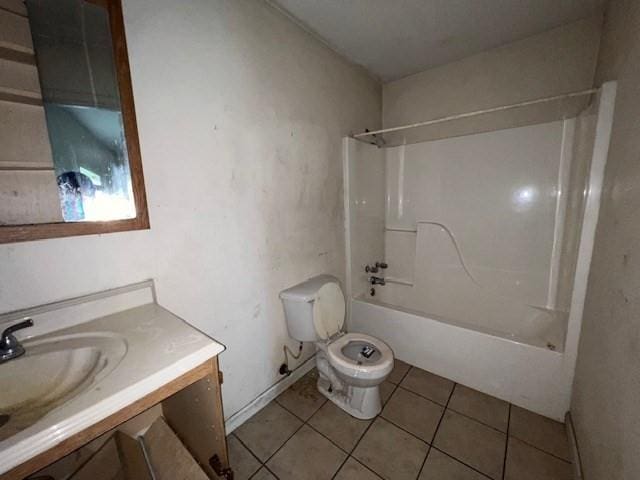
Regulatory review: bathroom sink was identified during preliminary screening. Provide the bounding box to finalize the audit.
[0,295,225,477]
[0,333,127,441]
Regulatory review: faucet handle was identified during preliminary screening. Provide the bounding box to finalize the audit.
[375,261,388,269]
[2,318,33,340]
[0,318,32,363]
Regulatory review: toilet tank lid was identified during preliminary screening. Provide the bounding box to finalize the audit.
[279,275,341,302]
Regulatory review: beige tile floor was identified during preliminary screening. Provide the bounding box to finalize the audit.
[229,361,573,480]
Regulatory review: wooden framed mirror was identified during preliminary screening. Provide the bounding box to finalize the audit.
[0,0,149,243]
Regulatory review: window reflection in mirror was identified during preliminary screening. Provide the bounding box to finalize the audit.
[45,104,134,222]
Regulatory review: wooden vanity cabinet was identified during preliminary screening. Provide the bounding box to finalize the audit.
[3,357,232,480]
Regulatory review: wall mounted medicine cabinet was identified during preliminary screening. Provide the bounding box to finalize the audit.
[0,0,149,243]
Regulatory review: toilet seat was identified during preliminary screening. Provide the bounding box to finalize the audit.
[327,333,393,381]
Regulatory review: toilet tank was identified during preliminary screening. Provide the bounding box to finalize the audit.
[279,275,341,342]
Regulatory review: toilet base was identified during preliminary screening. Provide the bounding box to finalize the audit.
[317,377,382,420]
[315,355,382,420]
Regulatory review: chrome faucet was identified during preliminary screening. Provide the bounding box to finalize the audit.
[0,318,33,364]
[369,276,386,286]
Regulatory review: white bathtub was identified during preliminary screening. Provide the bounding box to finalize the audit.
[375,282,568,351]
[350,296,574,420]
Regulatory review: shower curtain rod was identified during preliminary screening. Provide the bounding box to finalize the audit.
[353,88,599,138]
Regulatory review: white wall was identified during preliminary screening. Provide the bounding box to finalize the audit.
[0,0,381,420]
[572,0,640,478]
[382,16,602,145]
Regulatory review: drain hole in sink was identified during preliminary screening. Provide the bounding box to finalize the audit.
[0,414,9,428]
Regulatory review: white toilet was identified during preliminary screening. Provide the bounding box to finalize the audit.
[280,275,394,419]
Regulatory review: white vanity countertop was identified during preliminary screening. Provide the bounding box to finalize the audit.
[0,302,225,475]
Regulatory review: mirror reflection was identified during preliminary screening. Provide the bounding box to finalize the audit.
[1,0,136,225]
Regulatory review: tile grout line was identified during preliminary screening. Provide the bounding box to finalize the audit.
[397,382,454,408]
[506,403,573,464]
[262,464,280,479]
[230,433,266,478]
[418,445,433,479]
[444,405,508,434]
[394,383,451,409]
[329,452,351,480]
[434,382,508,480]
[305,418,365,460]
[274,366,413,458]
[333,364,411,479]
[275,395,328,423]
[265,395,333,473]
[414,379,457,479]
[445,397,510,434]
[300,389,383,477]
[377,415,432,447]
[346,456,386,479]
[231,433,263,463]
[429,446,494,480]
[331,454,351,480]
[502,403,512,480]
[384,385,509,452]
[272,389,370,478]
[352,365,411,450]
[247,466,267,480]
[247,462,280,480]
[508,434,573,464]
[390,362,412,386]
[258,412,308,472]
[236,432,280,480]
[396,381,510,434]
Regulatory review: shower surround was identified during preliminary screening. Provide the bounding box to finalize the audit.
[343,83,616,420]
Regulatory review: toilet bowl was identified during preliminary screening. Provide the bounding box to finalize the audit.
[280,275,394,419]
[327,332,393,387]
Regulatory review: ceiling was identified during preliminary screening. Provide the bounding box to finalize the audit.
[269,0,606,82]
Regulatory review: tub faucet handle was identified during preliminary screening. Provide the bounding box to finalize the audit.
[375,261,388,269]
[365,264,379,273]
